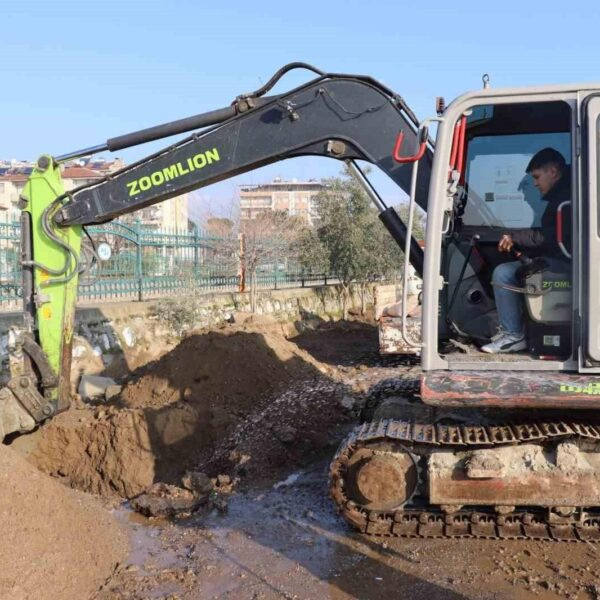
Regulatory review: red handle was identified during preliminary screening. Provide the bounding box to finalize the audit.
[393,131,427,164]
[456,116,467,181]
[557,209,563,242]
[449,121,461,169]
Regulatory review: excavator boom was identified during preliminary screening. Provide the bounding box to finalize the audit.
[1,63,430,440]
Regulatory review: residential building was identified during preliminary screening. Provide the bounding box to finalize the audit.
[0,158,189,231]
[239,178,323,225]
[0,165,32,222]
[79,157,125,174]
[121,193,190,232]
[0,164,104,222]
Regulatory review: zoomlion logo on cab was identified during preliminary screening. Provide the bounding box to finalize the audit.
[542,280,571,290]
[560,382,600,395]
[126,148,220,196]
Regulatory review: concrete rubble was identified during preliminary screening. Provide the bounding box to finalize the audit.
[78,374,119,400]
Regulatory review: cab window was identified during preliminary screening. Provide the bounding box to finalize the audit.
[461,101,571,230]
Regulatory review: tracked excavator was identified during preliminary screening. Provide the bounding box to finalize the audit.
[4,62,600,541]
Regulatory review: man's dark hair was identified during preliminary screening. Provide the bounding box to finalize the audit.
[526,147,567,173]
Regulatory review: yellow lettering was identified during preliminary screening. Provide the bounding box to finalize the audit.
[162,165,178,181]
[193,153,207,169]
[126,149,219,196]
[151,171,165,186]
[205,148,220,164]
[205,148,221,165]
[127,180,140,196]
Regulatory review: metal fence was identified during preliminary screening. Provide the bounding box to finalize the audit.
[0,220,331,309]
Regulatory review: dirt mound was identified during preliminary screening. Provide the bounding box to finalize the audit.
[0,444,127,600]
[28,323,333,498]
[29,404,157,498]
[291,320,379,367]
[119,325,324,409]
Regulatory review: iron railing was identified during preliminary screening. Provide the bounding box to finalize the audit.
[0,219,332,309]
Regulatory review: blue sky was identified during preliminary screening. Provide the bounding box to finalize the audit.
[4,0,600,221]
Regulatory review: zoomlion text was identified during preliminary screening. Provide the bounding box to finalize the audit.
[126,148,220,196]
[560,383,600,395]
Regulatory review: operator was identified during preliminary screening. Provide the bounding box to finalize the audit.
[481,147,571,354]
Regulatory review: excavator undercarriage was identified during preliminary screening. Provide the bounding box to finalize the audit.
[330,375,600,541]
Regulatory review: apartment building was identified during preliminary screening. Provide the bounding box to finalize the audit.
[0,159,189,231]
[239,178,323,225]
[0,163,33,222]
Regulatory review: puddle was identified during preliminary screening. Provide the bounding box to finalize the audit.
[112,506,181,573]
[273,469,304,489]
[100,462,597,599]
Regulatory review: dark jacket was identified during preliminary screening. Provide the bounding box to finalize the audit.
[511,173,571,258]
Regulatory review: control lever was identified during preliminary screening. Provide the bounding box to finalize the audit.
[510,249,547,281]
[447,234,480,317]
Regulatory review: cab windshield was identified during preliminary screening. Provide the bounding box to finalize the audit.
[461,101,571,230]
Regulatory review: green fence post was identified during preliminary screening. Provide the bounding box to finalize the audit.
[193,223,199,286]
[135,219,143,301]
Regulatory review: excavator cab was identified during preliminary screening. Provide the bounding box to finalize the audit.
[441,100,573,358]
[410,84,600,408]
[331,83,600,541]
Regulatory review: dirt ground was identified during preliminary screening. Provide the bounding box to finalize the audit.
[0,445,127,600]
[8,315,600,599]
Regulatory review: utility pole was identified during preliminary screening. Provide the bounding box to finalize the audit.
[238,232,246,292]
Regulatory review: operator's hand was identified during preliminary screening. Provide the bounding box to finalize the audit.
[498,234,514,253]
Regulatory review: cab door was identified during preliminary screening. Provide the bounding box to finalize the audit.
[582,94,600,367]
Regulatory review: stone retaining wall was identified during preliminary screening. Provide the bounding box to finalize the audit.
[1,284,380,379]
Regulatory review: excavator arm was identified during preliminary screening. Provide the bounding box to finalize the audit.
[55,67,431,226]
[2,63,431,440]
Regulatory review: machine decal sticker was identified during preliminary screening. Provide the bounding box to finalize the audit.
[542,280,571,290]
[560,382,600,395]
[125,147,221,196]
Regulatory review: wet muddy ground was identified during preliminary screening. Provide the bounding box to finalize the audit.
[87,320,600,600]
[100,461,600,600]
[11,316,600,599]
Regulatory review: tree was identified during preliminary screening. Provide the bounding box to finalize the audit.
[204,217,234,238]
[239,211,302,311]
[295,225,328,275]
[300,169,403,318]
[394,202,426,243]
[209,211,303,312]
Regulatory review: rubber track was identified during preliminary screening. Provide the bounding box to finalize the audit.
[329,418,600,542]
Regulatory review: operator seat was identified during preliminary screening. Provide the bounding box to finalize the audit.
[524,260,571,356]
[522,198,572,356]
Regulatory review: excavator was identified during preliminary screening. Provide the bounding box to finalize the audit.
[4,62,600,541]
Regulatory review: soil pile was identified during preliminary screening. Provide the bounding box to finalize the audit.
[119,324,323,410]
[291,319,380,367]
[28,404,157,498]
[0,444,127,600]
[28,321,333,498]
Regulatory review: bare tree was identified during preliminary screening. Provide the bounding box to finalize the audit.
[207,211,302,312]
[204,217,234,237]
[239,211,302,311]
